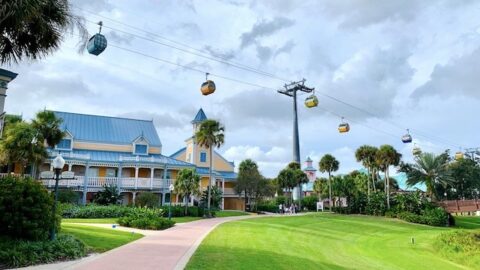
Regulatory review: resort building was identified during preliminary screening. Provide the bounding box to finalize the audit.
[34,109,242,210]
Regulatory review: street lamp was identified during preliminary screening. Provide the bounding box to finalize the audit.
[50,154,65,240]
[168,183,174,220]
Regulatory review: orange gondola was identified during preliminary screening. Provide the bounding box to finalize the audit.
[200,73,216,96]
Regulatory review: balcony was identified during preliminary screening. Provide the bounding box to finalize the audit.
[39,176,172,191]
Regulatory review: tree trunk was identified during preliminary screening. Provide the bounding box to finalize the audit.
[371,168,376,192]
[328,172,332,211]
[185,193,189,216]
[386,169,390,209]
[207,147,213,211]
[367,167,371,200]
[244,188,248,211]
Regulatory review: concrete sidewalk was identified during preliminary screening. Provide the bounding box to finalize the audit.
[71,215,255,270]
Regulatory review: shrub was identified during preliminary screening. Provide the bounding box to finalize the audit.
[257,201,278,213]
[61,204,134,218]
[398,207,449,227]
[301,196,318,211]
[57,190,80,204]
[366,192,387,216]
[94,185,122,205]
[135,192,159,208]
[275,196,287,206]
[0,234,86,268]
[392,192,424,215]
[0,176,59,241]
[118,207,175,230]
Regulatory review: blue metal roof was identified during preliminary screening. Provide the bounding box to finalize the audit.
[170,147,186,158]
[55,149,193,167]
[191,108,207,123]
[53,111,162,147]
[302,182,315,192]
[303,166,316,171]
[195,167,237,181]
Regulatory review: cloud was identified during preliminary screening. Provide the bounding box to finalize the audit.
[274,40,296,57]
[202,46,235,61]
[117,111,190,130]
[223,145,290,175]
[106,31,134,45]
[412,46,480,99]
[240,17,295,48]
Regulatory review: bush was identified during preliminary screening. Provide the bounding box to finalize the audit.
[366,192,387,216]
[158,205,205,217]
[94,185,122,205]
[61,204,135,218]
[57,190,80,204]
[301,196,318,211]
[0,234,86,269]
[135,192,159,208]
[257,201,278,213]
[118,207,175,230]
[398,207,449,227]
[275,196,287,206]
[392,192,424,215]
[0,176,59,241]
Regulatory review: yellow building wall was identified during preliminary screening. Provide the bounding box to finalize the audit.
[73,141,161,154]
[224,182,235,188]
[138,168,149,178]
[224,198,245,210]
[99,167,106,177]
[14,163,22,174]
[192,146,234,172]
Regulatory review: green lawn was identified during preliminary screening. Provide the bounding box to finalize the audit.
[63,216,202,224]
[455,216,480,229]
[62,224,143,253]
[216,211,251,217]
[187,213,479,270]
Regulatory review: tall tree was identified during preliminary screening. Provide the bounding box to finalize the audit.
[319,154,339,210]
[32,111,64,148]
[355,145,378,197]
[235,159,260,210]
[400,152,454,201]
[174,168,201,215]
[195,119,224,211]
[1,0,87,64]
[375,145,401,209]
[0,122,47,174]
[313,177,328,199]
[277,168,296,204]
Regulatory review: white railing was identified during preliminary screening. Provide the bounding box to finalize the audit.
[38,176,172,190]
[0,173,31,178]
[119,156,165,163]
[49,151,90,160]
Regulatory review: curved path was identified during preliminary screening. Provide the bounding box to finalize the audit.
[72,215,256,270]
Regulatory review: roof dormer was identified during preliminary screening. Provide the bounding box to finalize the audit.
[132,134,149,155]
[55,130,73,151]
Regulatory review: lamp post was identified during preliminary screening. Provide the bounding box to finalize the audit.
[168,183,174,220]
[50,154,65,240]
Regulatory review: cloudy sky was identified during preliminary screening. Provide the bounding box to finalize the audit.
[3,0,480,178]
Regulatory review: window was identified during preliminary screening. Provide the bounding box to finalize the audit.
[134,144,148,155]
[88,168,99,177]
[56,139,72,150]
[106,168,116,177]
[200,152,207,163]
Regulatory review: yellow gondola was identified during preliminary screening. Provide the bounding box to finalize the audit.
[455,151,464,160]
[338,117,350,133]
[200,73,215,96]
[412,143,421,156]
[304,94,318,108]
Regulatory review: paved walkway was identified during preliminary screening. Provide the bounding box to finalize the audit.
[71,215,256,270]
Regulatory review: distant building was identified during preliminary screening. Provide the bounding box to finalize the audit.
[0,68,18,137]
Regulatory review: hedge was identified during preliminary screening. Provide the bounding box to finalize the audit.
[118,208,175,230]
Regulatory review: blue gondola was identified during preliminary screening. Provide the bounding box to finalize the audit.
[402,129,412,143]
[87,21,107,56]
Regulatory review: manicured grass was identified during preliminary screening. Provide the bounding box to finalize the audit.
[216,211,250,217]
[63,218,119,224]
[62,224,143,253]
[455,216,480,229]
[187,213,478,270]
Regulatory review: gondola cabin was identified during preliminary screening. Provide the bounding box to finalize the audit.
[402,134,412,143]
[304,95,318,108]
[413,147,422,156]
[200,80,216,96]
[455,152,464,160]
[87,33,107,56]
[338,123,350,133]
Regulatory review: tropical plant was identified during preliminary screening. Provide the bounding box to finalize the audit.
[93,184,122,205]
[235,159,260,209]
[276,162,308,205]
[319,154,339,210]
[399,152,454,201]
[200,185,222,209]
[135,192,159,208]
[174,168,201,215]
[195,119,225,211]
[447,158,480,200]
[0,0,88,64]
[313,177,328,199]
[31,110,64,148]
[355,145,378,196]
[0,121,47,174]
[375,145,401,208]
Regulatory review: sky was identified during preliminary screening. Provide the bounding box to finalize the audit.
[3,0,480,178]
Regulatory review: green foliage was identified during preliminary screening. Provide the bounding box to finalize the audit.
[275,196,287,206]
[366,192,387,216]
[200,186,222,209]
[435,230,480,266]
[31,110,64,148]
[445,158,480,200]
[61,204,135,218]
[398,207,449,227]
[0,176,59,241]
[392,191,425,215]
[301,196,318,211]
[256,201,278,213]
[175,168,201,214]
[118,207,175,230]
[135,192,159,208]
[158,205,205,217]
[93,184,122,205]
[0,235,86,269]
[57,190,80,204]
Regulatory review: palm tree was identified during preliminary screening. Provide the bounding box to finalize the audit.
[1,0,88,64]
[235,159,260,210]
[174,168,201,215]
[313,177,328,199]
[355,145,378,197]
[400,152,453,201]
[32,111,64,148]
[319,154,339,210]
[375,145,401,209]
[195,119,225,211]
[277,168,296,205]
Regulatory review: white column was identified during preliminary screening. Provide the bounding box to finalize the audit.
[134,166,139,189]
[132,192,136,204]
[150,167,154,190]
[68,163,73,171]
[222,178,225,210]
